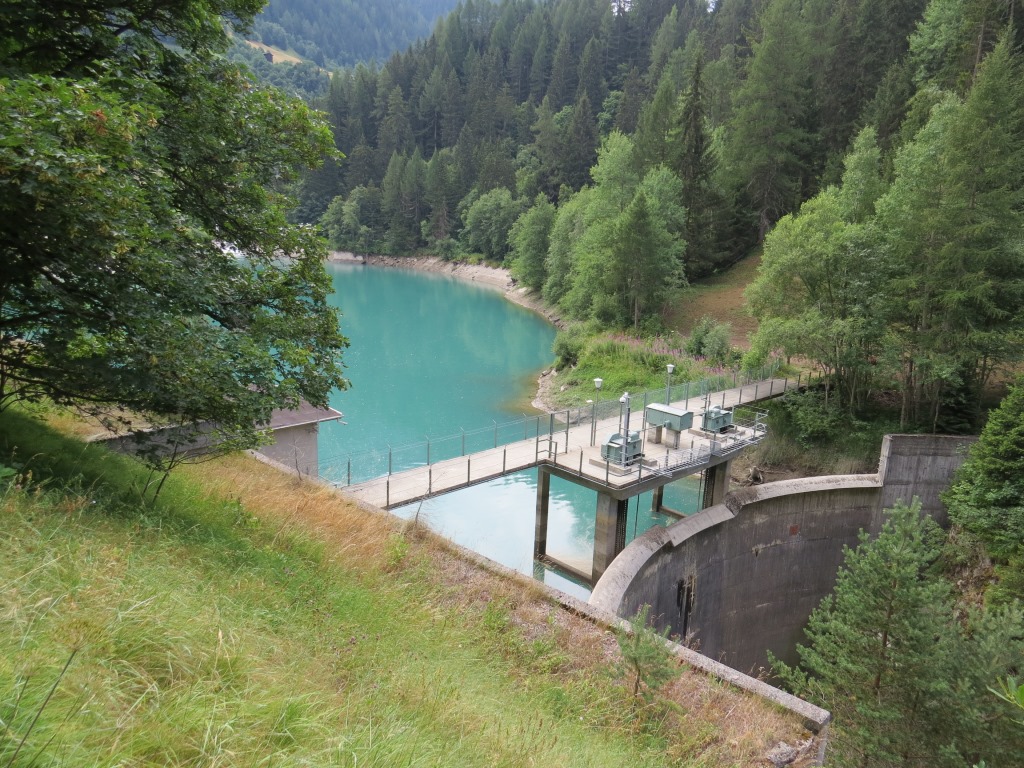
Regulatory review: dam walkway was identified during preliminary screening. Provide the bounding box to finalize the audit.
[338,371,805,510]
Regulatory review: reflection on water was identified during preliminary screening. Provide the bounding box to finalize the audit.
[318,264,700,599]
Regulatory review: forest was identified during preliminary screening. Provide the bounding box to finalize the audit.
[295,0,1024,435]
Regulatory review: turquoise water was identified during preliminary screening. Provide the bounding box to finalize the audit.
[318,264,699,599]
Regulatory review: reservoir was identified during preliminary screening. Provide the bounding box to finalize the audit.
[318,263,696,599]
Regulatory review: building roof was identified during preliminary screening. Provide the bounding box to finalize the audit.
[267,401,344,431]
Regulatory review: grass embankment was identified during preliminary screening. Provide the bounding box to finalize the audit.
[0,409,809,766]
[244,40,305,64]
[663,252,763,349]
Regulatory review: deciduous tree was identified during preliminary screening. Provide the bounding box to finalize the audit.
[0,0,347,447]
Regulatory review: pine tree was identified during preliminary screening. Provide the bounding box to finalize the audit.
[609,187,683,328]
[576,36,607,112]
[561,93,599,191]
[944,379,1024,597]
[613,66,646,135]
[632,70,678,172]
[773,500,962,767]
[529,25,553,104]
[721,0,817,240]
[545,32,578,110]
[669,50,718,275]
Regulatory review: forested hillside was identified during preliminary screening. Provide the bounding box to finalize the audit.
[300,0,1023,428]
[306,0,1019,282]
[251,0,460,67]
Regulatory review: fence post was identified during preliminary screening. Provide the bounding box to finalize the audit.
[579,452,583,476]
[770,378,774,396]
[755,383,759,400]
[503,448,506,474]
[347,458,351,486]
[685,382,690,402]
[386,479,389,507]
[428,466,432,494]
[797,372,802,388]
[467,456,471,484]
[565,410,570,447]
[388,445,392,476]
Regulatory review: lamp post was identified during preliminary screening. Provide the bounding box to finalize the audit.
[666,363,675,405]
[591,377,603,446]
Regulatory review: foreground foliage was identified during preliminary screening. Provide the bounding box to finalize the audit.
[0,410,807,766]
[0,0,346,449]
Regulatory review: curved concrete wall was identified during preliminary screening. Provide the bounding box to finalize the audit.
[590,435,974,674]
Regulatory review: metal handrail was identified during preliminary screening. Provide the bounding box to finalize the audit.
[324,363,798,487]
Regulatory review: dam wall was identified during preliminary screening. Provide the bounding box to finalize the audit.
[589,435,975,674]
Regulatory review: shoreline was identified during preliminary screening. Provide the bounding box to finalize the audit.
[327,251,563,411]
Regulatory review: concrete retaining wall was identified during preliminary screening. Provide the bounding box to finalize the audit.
[257,424,321,477]
[590,434,975,674]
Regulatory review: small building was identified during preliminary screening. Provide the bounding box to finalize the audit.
[258,402,343,477]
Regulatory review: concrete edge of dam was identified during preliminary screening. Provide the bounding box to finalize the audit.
[590,434,976,677]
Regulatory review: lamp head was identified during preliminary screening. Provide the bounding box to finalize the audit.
[593,377,603,391]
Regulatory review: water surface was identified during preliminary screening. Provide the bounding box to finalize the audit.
[318,264,698,599]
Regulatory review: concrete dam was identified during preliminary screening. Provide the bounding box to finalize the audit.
[590,434,975,674]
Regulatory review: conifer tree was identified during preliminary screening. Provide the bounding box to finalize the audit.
[562,93,599,191]
[721,0,816,240]
[944,379,1024,600]
[669,50,718,274]
[773,500,961,767]
[545,32,578,109]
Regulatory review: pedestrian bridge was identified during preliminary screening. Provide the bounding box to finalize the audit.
[329,368,812,583]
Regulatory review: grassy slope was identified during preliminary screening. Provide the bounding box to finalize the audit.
[244,40,305,64]
[664,252,763,348]
[0,409,808,767]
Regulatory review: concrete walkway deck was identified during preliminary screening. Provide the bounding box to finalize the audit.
[343,377,797,509]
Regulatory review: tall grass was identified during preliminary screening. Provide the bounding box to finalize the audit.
[0,410,809,766]
[553,334,716,406]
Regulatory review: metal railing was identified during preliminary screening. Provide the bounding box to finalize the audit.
[322,362,809,488]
